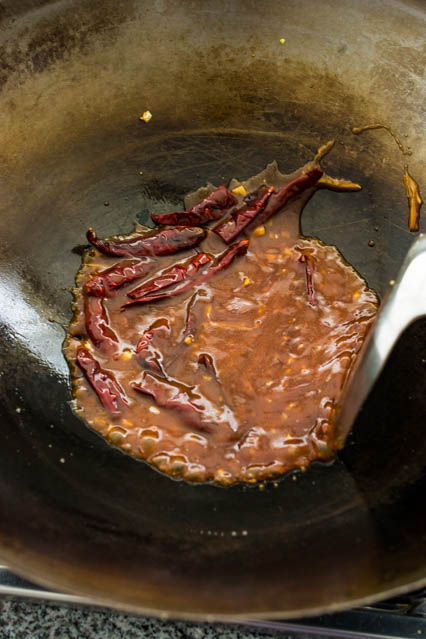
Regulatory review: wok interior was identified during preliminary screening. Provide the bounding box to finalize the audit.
[0,0,425,618]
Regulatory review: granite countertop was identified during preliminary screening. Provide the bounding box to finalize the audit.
[0,598,305,639]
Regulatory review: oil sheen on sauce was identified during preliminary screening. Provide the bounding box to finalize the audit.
[63,152,379,485]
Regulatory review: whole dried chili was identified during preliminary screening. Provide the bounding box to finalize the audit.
[213,187,275,244]
[86,226,205,257]
[127,253,212,301]
[123,239,249,307]
[133,371,214,433]
[85,259,153,297]
[84,296,119,353]
[299,253,316,307]
[151,185,237,226]
[249,168,323,228]
[77,347,129,416]
[135,319,170,375]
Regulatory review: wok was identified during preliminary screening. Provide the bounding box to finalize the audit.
[0,0,425,620]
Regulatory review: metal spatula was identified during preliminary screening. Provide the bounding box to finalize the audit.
[335,234,426,446]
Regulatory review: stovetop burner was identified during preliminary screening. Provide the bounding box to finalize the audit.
[1,566,425,638]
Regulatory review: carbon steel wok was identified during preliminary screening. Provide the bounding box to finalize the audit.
[0,0,425,620]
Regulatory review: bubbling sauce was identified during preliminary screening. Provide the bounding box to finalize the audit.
[64,151,379,485]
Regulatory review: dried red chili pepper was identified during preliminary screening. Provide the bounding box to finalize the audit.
[127,253,212,301]
[299,253,316,307]
[135,319,170,375]
[76,347,129,416]
[123,239,249,307]
[213,187,275,244]
[151,185,237,226]
[198,353,217,376]
[197,352,232,406]
[86,226,205,257]
[182,291,204,340]
[252,168,323,227]
[85,259,152,297]
[84,296,119,353]
[133,372,214,433]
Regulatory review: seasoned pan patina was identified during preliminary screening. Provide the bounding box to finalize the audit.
[0,0,425,620]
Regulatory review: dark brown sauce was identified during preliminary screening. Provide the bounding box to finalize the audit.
[64,149,379,485]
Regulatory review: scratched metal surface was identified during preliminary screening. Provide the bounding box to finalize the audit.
[0,0,425,621]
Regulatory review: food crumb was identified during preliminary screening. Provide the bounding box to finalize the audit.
[232,185,247,196]
[149,406,161,415]
[279,38,286,44]
[139,110,152,123]
[243,277,252,286]
[368,240,375,247]
[253,225,266,236]
[122,349,133,360]
[184,335,194,345]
